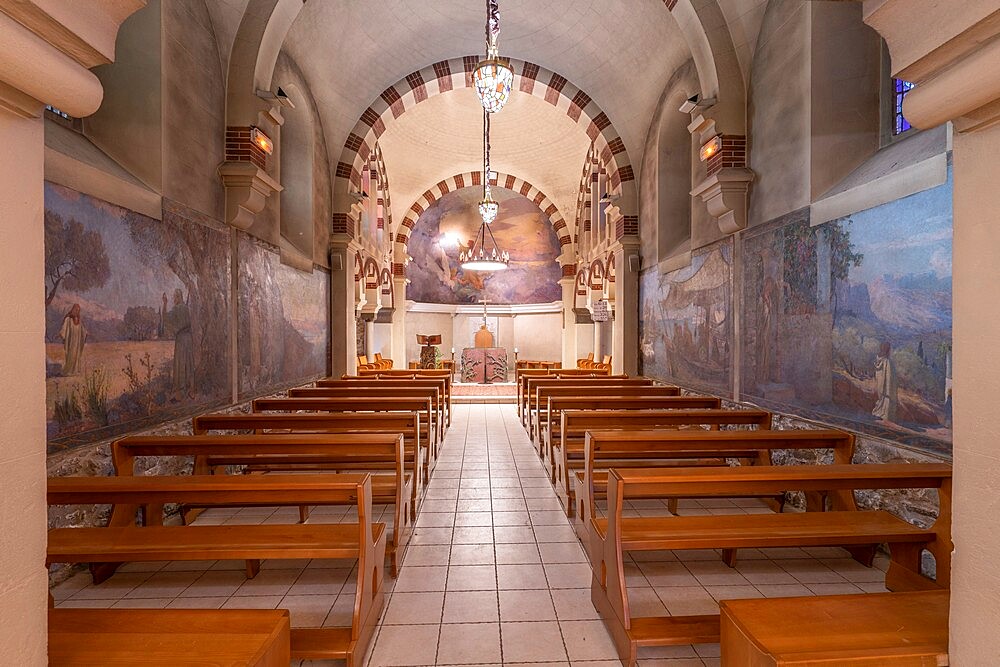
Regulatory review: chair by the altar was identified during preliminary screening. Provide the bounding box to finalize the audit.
[473,325,494,348]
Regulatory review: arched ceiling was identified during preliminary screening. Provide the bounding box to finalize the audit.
[377,87,591,236]
[278,0,693,188]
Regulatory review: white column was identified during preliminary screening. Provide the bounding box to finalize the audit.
[559,275,578,367]
[390,276,407,367]
[612,238,641,376]
[364,319,374,359]
[329,236,358,376]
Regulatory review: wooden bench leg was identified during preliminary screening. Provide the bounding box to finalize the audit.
[299,505,311,523]
[246,559,261,579]
[847,545,876,568]
[722,548,738,568]
[667,498,679,515]
[90,562,121,585]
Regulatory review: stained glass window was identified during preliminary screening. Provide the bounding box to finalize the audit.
[893,79,915,135]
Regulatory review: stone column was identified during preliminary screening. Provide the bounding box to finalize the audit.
[391,275,408,367]
[593,317,604,361]
[329,234,358,376]
[864,4,1000,660]
[0,4,144,663]
[559,275,578,368]
[612,238,641,376]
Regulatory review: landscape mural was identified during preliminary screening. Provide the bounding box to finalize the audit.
[238,236,330,395]
[44,183,230,451]
[742,169,953,454]
[640,239,733,395]
[407,186,563,304]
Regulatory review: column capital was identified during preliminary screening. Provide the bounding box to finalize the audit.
[690,167,754,234]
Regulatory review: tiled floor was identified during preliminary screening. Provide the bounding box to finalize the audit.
[51,403,890,666]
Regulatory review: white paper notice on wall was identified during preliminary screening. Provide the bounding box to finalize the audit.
[592,299,610,322]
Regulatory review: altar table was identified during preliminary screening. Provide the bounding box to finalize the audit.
[461,347,508,384]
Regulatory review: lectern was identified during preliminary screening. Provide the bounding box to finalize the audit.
[416,334,442,369]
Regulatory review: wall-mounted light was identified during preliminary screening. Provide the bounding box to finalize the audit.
[250,126,273,155]
[699,135,722,162]
[599,192,621,204]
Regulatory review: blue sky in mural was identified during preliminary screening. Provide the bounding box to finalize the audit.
[844,168,953,286]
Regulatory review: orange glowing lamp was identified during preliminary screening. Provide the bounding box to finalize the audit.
[699,135,722,162]
[251,126,274,155]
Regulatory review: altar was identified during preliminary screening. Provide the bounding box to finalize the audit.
[461,347,508,384]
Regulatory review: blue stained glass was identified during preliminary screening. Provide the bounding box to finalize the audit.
[893,79,915,135]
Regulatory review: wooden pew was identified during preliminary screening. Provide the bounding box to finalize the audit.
[519,370,621,423]
[316,377,450,427]
[112,432,413,576]
[549,409,771,516]
[549,397,722,489]
[252,396,438,471]
[536,385,680,451]
[590,464,953,664]
[339,371,454,426]
[192,412,424,510]
[573,429,855,544]
[522,376,650,433]
[49,608,291,666]
[719,590,949,666]
[290,385,444,441]
[47,473,385,666]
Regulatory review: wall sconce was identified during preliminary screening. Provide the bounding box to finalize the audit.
[699,135,722,162]
[250,126,273,155]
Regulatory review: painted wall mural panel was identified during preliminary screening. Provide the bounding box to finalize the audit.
[238,235,330,396]
[44,183,230,452]
[640,239,733,395]
[741,168,953,455]
[406,186,562,304]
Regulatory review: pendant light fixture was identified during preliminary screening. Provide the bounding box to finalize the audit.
[461,109,509,271]
[473,0,513,113]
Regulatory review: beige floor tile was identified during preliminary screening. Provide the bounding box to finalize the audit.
[538,542,588,564]
[111,598,171,608]
[499,589,557,621]
[402,545,451,567]
[551,588,601,620]
[447,564,497,590]
[493,526,536,543]
[443,590,499,623]
[452,525,495,544]
[382,591,444,625]
[501,620,568,662]
[449,543,496,566]
[454,512,493,526]
[221,595,282,610]
[279,594,338,627]
[683,561,750,586]
[497,563,549,590]
[495,543,541,565]
[437,622,502,664]
[561,620,620,661]
[546,563,595,589]
[124,571,201,599]
[392,565,448,592]
[178,570,246,598]
[408,526,454,545]
[368,624,439,666]
[414,512,455,527]
[166,597,225,609]
[69,572,152,600]
[231,569,299,597]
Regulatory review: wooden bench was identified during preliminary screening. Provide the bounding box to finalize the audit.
[522,376,649,432]
[549,397,722,489]
[290,384,444,441]
[577,427,852,544]
[47,473,385,665]
[719,590,950,666]
[112,432,413,576]
[49,608,291,666]
[340,370,453,425]
[591,464,953,664]
[518,368,620,421]
[313,377,450,429]
[192,411,426,494]
[252,396,438,471]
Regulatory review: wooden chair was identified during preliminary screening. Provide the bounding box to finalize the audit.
[719,590,949,666]
[47,473,385,665]
[112,432,413,576]
[373,353,393,369]
[49,608,292,666]
[590,463,953,664]
[550,408,771,517]
[577,352,595,368]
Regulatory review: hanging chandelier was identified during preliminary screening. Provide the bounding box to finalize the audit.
[461,109,509,271]
[473,0,513,113]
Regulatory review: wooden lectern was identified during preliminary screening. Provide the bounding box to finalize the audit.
[416,334,442,369]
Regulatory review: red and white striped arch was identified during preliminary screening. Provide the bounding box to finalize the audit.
[333,56,637,235]
[393,171,572,255]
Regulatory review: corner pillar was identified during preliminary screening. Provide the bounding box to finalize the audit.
[329,234,359,376]
[612,237,640,376]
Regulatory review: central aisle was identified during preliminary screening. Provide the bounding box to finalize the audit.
[363,403,717,667]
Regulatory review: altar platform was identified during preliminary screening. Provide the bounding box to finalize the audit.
[452,381,516,403]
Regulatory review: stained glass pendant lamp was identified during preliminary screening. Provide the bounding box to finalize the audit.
[473,0,513,113]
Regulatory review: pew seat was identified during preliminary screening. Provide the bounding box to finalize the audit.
[49,608,292,666]
[719,590,949,666]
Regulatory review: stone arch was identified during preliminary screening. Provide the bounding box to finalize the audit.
[394,171,573,257]
[334,57,639,231]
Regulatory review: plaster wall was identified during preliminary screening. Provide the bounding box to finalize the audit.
[85,0,162,191]
[161,0,226,221]
[949,121,1000,662]
[747,0,811,226]
[0,110,48,666]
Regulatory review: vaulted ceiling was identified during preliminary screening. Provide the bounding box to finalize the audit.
[204,0,771,235]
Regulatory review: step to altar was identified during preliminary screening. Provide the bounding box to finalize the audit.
[452,382,516,403]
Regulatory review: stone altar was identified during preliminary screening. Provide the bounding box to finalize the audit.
[461,347,508,384]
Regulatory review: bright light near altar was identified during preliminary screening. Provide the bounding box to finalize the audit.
[438,233,460,249]
[474,58,513,113]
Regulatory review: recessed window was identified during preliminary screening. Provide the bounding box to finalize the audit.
[893,78,915,135]
[45,105,73,120]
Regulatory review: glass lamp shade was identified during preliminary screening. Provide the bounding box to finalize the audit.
[473,58,513,113]
[478,198,499,224]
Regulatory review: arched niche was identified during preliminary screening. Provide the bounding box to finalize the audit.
[278,81,315,263]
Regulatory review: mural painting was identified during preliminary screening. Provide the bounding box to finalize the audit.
[406,186,562,304]
[238,236,330,395]
[44,184,230,451]
[742,169,953,454]
[640,239,733,395]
